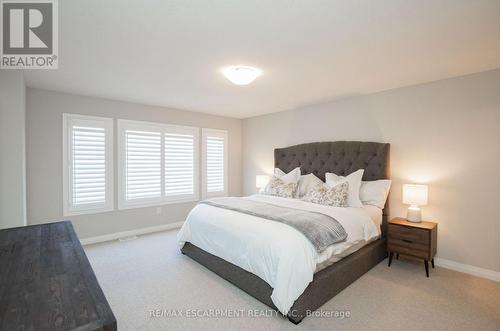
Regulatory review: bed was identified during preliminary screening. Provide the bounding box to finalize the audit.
[179,141,390,324]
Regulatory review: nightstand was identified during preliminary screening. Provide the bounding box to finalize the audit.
[387,217,438,277]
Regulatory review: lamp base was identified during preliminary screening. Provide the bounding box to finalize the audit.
[406,206,422,223]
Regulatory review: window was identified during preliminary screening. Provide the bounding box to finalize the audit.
[122,126,162,204]
[164,129,198,201]
[202,128,228,198]
[63,114,114,216]
[118,120,199,209]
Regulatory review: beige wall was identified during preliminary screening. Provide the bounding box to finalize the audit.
[242,69,500,272]
[22,69,500,272]
[26,88,242,239]
[0,71,26,229]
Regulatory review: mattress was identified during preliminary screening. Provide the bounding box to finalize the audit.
[177,194,380,314]
[315,204,382,271]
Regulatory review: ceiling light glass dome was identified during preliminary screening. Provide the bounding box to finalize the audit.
[222,66,262,85]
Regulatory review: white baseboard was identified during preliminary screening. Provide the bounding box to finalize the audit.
[80,221,184,246]
[434,257,500,282]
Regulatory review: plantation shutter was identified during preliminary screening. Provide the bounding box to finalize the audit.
[206,136,225,192]
[63,114,113,216]
[71,126,106,205]
[118,120,199,208]
[124,129,162,202]
[202,129,228,198]
[164,131,198,200]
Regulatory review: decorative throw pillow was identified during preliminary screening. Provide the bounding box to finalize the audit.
[325,169,364,208]
[302,182,349,207]
[297,173,324,198]
[263,176,298,198]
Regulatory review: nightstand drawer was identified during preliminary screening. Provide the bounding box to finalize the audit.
[388,224,429,244]
[387,238,430,259]
[388,242,429,259]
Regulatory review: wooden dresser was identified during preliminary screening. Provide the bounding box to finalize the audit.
[387,217,438,277]
[0,221,116,331]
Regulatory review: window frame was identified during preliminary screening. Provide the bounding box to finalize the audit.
[202,128,228,199]
[117,119,200,210]
[62,113,114,216]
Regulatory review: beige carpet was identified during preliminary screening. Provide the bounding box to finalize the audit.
[84,230,500,331]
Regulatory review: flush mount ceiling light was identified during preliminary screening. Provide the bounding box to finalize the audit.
[222,65,262,85]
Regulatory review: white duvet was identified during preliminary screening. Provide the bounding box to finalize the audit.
[177,194,380,315]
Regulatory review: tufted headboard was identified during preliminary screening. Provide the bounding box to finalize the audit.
[274,141,390,181]
[274,141,390,231]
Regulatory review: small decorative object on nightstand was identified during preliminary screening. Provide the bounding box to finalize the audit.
[387,217,437,277]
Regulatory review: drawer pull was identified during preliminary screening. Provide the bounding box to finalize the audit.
[402,239,413,243]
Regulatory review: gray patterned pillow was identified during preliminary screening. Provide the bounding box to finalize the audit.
[263,176,298,198]
[302,182,349,207]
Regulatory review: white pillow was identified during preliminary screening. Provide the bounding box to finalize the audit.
[297,173,324,198]
[359,179,392,209]
[274,167,301,184]
[325,169,364,208]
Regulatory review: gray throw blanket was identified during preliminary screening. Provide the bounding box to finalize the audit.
[199,197,347,253]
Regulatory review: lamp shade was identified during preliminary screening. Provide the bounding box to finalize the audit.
[402,184,428,206]
[256,175,270,189]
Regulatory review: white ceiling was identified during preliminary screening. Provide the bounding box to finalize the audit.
[25,0,500,118]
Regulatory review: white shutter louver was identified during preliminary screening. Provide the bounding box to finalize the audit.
[118,120,199,208]
[202,129,228,198]
[124,130,162,201]
[164,133,195,198]
[206,136,225,193]
[63,114,113,216]
[71,126,106,205]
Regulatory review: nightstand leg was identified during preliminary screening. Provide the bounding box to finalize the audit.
[396,253,399,260]
[424,260,429,277]
[388,252,394,267]
[431,258,434,268]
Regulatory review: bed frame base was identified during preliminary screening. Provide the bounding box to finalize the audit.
[181,238,387,324]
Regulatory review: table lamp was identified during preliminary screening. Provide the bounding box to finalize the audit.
[256,175,270,192]
[402,184,428,222]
